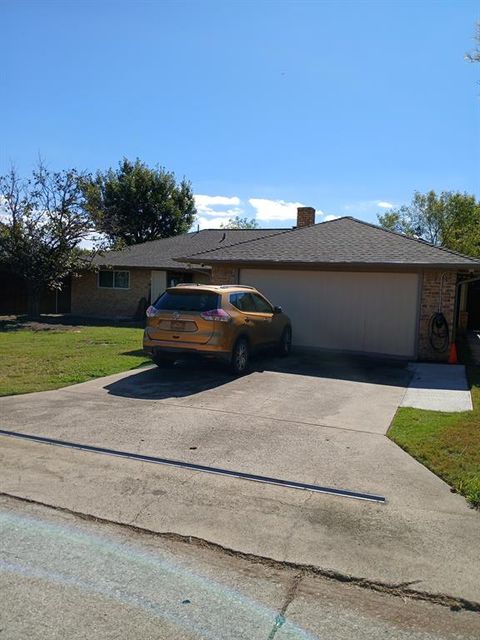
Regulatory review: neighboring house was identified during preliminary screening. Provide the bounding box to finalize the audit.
[178,207,480,362]
[70,228,286,319]
[0,269,71,315]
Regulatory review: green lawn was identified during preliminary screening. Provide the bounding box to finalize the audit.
[0,318,149,396]
[388,364,480,508]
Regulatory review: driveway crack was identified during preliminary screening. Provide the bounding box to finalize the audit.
[267,570,304,639]
[160,400,387,436]
[129,496,158,526]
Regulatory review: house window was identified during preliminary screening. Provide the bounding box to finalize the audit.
[167,271,193,288]
[98,270,130,289]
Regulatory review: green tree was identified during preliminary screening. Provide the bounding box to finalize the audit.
[0,163,95,316]
[81,158,196,247]
[378,190,480,257]
[220,215,259,229]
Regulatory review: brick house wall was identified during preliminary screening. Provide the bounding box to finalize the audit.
[416,270,457,361]
[71,268,151,318]
[210,264,239,285]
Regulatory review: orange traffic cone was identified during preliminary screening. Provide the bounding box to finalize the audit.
[448,343,458,365]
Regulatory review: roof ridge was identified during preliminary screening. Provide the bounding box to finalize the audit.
[181,227,294,259]
[202,227,289,231]
[347,217,480,264]
[94,227,291,259]
[179,216,352,260]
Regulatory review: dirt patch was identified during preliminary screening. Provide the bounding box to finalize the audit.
[0,315,143,332]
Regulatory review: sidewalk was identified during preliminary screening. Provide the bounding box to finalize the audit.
[401,363,473,412]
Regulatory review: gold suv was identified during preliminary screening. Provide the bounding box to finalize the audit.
[143,284,292,374]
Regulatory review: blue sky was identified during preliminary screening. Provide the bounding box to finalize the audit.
[1,0,479,229]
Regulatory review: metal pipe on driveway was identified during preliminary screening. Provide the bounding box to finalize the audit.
[0,428,386,504]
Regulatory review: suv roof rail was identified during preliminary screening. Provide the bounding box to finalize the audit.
[218,284,255,289]
[174,283,201,287]
[172,283,257,290]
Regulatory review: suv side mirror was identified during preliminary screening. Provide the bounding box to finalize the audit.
[273,305,282,314]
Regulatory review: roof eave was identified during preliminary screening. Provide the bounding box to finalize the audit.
[179,257,480,270]
[92,260,210,272]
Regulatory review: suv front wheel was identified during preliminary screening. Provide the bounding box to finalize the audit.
[278,326,292,357]
[230,338,249,375]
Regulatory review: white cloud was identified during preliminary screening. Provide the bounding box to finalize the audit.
[200,208,241,219]
[193,194,244,228]
[323,214,340,222]
[249,198,307,222]
[195,216,237,230]
[344,200,395,213]
[78,232,106,250]
[194,194,241,214]
[193,194,326,229]
[0,195,10,221]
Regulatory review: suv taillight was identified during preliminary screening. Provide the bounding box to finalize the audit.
[200,308,231,322]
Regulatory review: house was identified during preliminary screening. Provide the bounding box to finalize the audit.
[71,228,286,319]
[71,206,480,361]
[177,207,480,362]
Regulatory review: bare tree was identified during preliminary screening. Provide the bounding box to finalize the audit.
[0,162,97,316]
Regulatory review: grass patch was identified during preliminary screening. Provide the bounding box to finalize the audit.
[0,321,149,396]
[388,364,480,508]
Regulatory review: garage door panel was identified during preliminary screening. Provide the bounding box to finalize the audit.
[240,269,419,357]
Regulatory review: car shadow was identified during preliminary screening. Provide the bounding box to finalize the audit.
[104,351,411,401]
[255,351,411,387]
[104,360,236,400]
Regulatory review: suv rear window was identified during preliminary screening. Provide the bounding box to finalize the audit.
[153,290,219,312]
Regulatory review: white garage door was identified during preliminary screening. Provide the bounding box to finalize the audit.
[240,269,419,357]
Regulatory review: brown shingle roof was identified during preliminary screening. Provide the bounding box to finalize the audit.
[92,228,287,270]
[179,217,480,269]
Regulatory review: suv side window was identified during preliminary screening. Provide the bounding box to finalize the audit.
[229,292,257,312]
[251,293,273,313]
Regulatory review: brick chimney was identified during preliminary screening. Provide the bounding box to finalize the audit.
[296,206,316,228]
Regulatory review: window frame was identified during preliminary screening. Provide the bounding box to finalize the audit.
[97,269,131,290]
[229,292,257,313]
[250,293,274,314]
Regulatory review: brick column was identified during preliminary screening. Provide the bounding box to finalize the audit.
[417,270,457,361]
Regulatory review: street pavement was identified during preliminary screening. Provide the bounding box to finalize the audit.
[1,495,479,640]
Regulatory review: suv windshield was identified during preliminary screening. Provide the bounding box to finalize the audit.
[154,290,219,312]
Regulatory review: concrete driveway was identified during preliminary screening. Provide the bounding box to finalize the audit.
[0,355,479,606]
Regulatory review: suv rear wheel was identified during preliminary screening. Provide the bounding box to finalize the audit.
[231,338,249,375]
